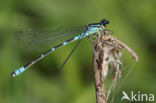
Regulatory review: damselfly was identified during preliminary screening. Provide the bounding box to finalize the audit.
[11,19,110,77]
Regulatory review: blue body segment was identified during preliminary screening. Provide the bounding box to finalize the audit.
[19,67,25,72]
[12,66,25,77]
[74,36,79,40]
[87,27,99,34]
[63,41,67,45]
[51,48,55,51]
[11,19,109,77]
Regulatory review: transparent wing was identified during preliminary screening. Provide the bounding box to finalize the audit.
[17,26,84,52]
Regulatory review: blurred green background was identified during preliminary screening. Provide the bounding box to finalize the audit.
[0,0,156,103]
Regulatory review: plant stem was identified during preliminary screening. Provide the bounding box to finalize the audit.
[93,32,138,103]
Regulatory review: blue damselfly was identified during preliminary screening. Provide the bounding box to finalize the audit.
[11,19,110,77]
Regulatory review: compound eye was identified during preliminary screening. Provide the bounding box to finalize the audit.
[101,19,109,25]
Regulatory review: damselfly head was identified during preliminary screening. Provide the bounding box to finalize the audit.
[101,19,109,26]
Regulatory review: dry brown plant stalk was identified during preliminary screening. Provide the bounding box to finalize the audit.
[93,31,138,103]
